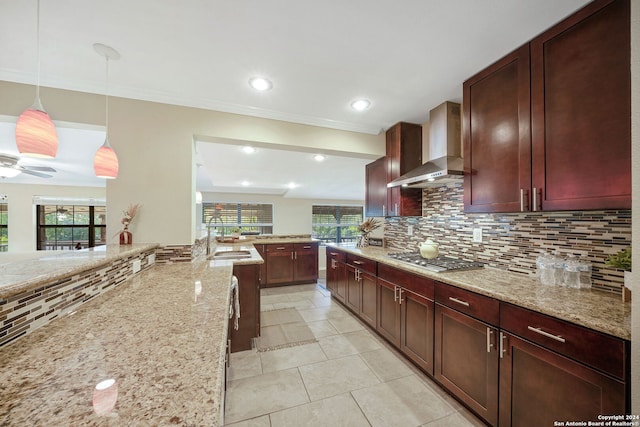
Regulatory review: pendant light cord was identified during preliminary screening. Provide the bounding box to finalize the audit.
[35,0,41,100]
[105,55,109,139]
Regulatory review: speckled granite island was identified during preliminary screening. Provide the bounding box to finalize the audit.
[327,243,630,340]
[0,243,264,426]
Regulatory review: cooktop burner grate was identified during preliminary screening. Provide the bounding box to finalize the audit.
[386,252,484,272]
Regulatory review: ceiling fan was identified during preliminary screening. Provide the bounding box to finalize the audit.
[0,153,56,178]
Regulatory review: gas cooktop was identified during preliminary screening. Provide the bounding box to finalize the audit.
[386,252,484,272]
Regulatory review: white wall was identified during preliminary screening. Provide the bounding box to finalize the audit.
[0,81,385,248]
[0,183,105,252]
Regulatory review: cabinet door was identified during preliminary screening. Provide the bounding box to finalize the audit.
[365,156,387,217]
[400,289,434,375]
[359,271,377,328]
[345,265,361,313]
[463,44,531,213]
[386,122,423,217]
[326,252,337,293]
[499,332,625,427]
[254,244,266,287]
[531,0,630,211]
[294,243,318,282]
[334,262,347,304]
[376,278,401,348]
[435,304,499,426]
[265,246,294,285]
[230,264,260,352]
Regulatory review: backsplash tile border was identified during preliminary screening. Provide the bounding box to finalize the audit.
[384,183,631,293]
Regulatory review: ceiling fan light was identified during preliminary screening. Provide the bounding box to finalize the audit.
[0,166,21,178]
[94,141,119,179]
[15,106,59,158]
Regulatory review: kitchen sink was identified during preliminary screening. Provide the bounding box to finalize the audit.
[209,250,252,260]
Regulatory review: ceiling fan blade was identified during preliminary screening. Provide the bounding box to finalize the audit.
[20,169,53,178]
[22,165,57,172]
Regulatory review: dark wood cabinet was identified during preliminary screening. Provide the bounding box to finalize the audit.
[463,0,630,212]
[530,0,631,211]
[326,248,347,303]
[263,242,319,287]
[499,303,628,426]
[435,284,500,425]
[365,156,387,217]
[345,264,362,313]
[377,264,435,375]
[365,122,422,217]
[229,263,260,353]
[345,253,377,325]
[253,244,266,286]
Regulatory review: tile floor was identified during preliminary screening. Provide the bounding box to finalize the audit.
[224,282,486,427]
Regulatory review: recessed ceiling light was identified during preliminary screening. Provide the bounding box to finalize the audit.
[350,99,371,111]
[313,154,326,162]
[242,146,256,154]
[287,182,297,189]
[249,77,273,91]
[241,181,250,186]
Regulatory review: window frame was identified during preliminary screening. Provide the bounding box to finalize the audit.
[202,202,274,235]
[312,204,364,244]
[36,205,107,250]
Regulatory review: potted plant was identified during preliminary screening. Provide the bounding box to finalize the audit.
[230,227,242,238]
[606,247,632,295]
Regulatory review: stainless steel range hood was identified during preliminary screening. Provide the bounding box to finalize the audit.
[387,101,462,188]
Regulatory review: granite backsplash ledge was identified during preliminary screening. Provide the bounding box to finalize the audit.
[384,183,631,293]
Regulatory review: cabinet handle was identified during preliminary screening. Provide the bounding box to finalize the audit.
[499,332,507,359]
[448,296,470,307]
[533,187,539,212]
[330,252,338,257]
[276,247,286,250]
[395,203,398,216]
[383,205,386,216]
[353,260,364,265]
[292,252,295,260]
[520,189,524,211]
[398,289,403,305]
[486,327,494,353]
[303,245,311,249]
[393,286,398,302]
[527,326,566,343]
[331,259,336,269]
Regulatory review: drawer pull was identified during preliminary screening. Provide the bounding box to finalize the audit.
[448,297,470,307]
[398,289,403,305]
[486,327,494,353]
[330,252,338,257]
[499,332,507,359]
[303,245,311,249]
[393,286,398,302]
[276,247,286,250]
[527,326,566,343]
[353,260,364,265]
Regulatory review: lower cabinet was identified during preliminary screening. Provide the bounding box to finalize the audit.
[345,253,377,327]
[326,248,347,303]
[262,242,319,287]
[377,263,435,374]
[229,263,260,353]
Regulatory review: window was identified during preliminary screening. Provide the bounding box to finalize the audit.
[36,205,107,250]
[312,205,363,244]
[203,202,273,235]
[0,202,7,252]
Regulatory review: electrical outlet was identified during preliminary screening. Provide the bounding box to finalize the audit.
[407,225,414,236]
[472,228,483,243]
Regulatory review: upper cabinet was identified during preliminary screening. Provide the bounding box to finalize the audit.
[464,0,630,213]
[365,122,423,217]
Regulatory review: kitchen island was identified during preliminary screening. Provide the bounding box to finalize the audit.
[0,243,264,426]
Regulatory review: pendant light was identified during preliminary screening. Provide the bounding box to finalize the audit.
[93,43,120,179]
[15,0,59,159]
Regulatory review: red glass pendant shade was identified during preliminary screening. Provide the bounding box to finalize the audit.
[15,105,58,158]
[94,140,119,179]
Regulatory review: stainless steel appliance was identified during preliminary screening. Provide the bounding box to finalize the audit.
[386,252,483,272]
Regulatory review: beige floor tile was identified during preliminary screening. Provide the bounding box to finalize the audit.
[359,348,414,382]
[328,315,365,333]
[260,342,327,373]
[257,321,316,351]
[270,393,370,427]
[351,375,456,427]
[310,296,332,307]
[298,305,349,322]
[260,303,275,311]
[421,410,487,427]
[306,320,340,339]
[272,299,316,310]
[224,414,271,427]
[318,331,382,359]
[228,349,263,381]
[298,355,380,401]
[261,308,305,326]
[261,294,287,305]
[225,368,309,424]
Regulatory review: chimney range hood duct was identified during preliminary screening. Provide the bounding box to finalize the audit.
[387,101,463,188]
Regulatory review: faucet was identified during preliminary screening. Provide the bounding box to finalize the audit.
[206,215,224,255]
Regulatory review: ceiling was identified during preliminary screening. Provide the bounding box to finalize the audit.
[0,0,591,197]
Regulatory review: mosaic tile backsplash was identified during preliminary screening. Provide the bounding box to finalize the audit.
[384,183,631,293]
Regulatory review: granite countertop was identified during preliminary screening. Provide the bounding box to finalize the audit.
[328,243,631,341]
[0,243,160,300]
[0,258,238,426]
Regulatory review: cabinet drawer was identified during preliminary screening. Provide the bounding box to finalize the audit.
[294,242,317,252]
[326,248,346,263]
[265,243,293,253]
[377,263,434,300]
[435,283,499,326]
[346,254,376,275]
[500,303,627,380]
